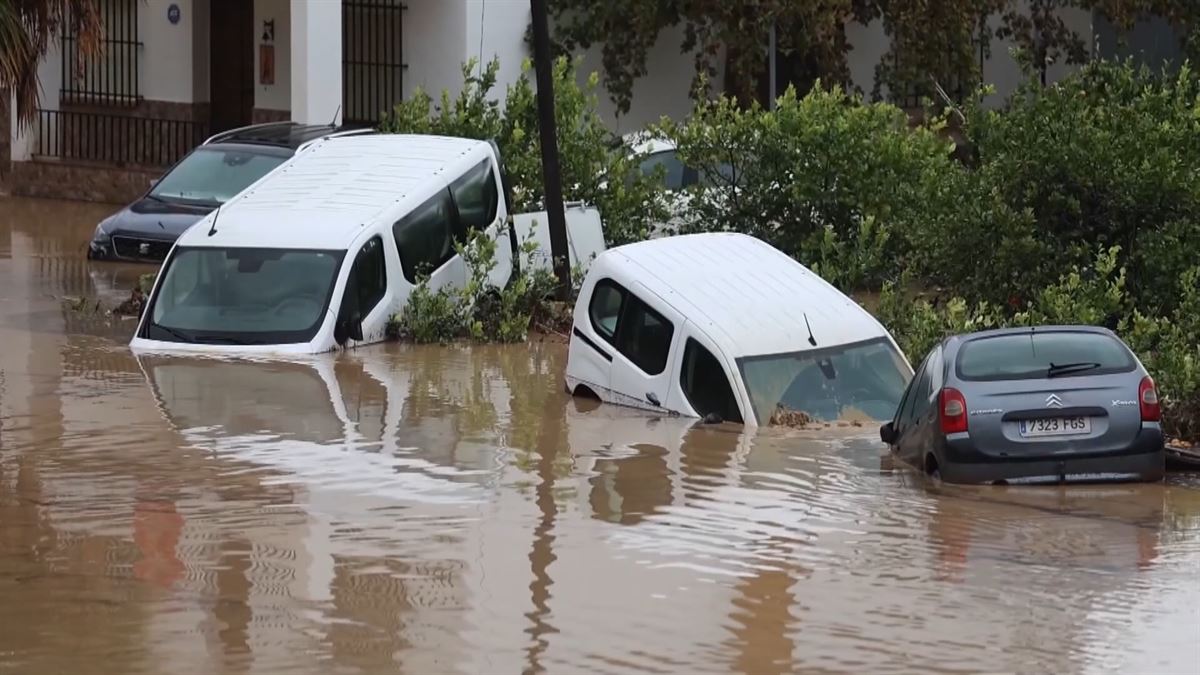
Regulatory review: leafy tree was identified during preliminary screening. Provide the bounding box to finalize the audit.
[548,0,1197,111]
[0,0,100,128]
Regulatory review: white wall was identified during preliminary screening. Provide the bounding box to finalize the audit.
[290,0,342,124]
[576,23,722,134]
[140,0,197,102]
[465,0,529,96]
[404,0,468,100]
[846,19,890,100]
[10,41,63,161]
[982,4,1093,108]
[255,0,292,112]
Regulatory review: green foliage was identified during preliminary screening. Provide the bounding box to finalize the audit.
[659,84,957,289]
[878,249,1200,441]
[547,1,1196,111]
[379,57,668,246]
[391,230,559,344]
[940,60,1200,315]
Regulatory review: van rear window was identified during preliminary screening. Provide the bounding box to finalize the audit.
[956,331,1135,381]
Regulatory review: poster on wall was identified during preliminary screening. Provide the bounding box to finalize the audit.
[260,44,275,85]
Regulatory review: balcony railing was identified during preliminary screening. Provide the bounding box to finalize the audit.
[35,109,207,168]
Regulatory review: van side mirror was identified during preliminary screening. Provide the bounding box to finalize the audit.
[880,422,897,445]
[335,309,363,345]
[349,313,364,342]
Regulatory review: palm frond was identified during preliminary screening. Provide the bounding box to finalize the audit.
[1,0,100,128]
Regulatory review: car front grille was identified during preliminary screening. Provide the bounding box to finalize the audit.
[111,235,173,262]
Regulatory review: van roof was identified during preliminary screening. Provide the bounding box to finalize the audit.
[175,134,492,251]
[603,233,889,358]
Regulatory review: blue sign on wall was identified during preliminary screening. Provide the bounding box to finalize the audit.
[167,4,181,25]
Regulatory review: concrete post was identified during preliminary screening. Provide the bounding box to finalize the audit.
[290,0,342,125]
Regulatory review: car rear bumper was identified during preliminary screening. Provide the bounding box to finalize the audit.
[939,427,1165,484]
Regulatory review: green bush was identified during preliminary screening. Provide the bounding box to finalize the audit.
[876,249,1200,442]
[379,57,669,246]
[658,84,959,290]
[391,230,559,344]
[928,60,1200,313]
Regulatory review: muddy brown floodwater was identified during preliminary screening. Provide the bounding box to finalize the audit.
[1,196,1199,675]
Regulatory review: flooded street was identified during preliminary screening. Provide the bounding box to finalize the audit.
[1,196,1198,674]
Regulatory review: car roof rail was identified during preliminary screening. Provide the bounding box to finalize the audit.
[295,127,378,154]
[201,121,300,146]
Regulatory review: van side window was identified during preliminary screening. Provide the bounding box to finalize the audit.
[681,339,743,423]
[449,159,499,240]
[615,295,674,376]
[353,236,387,316]
[394,189,455,283]
[589,281,624,340]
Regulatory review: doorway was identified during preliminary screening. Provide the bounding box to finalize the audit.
[209,0,255,133]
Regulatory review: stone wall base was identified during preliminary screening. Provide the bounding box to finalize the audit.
[252,108,291,124]
[2,159,159,204]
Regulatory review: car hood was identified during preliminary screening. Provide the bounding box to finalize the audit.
[104,197,216,238]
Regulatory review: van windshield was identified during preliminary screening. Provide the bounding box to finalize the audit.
[737,338,911,425]
[144,246,345,345]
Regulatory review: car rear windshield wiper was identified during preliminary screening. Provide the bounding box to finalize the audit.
[1047,361,1102,378]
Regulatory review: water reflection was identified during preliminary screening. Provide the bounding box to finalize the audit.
[2,196,1200,674]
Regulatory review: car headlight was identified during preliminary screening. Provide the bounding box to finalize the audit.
[92,217,114,241]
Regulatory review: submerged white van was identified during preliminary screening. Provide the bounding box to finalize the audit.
[131,134,603,355]
[565,232,914,427]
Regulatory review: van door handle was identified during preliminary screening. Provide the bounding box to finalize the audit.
[646,392,661,407]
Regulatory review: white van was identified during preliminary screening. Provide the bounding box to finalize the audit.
[131,134,603,355]
[565,232,914,427]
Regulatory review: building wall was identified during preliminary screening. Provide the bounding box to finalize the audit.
[465,0,530,97]
[404,0,469,101]
[576,23,724,134]
[140,0,198,103]
[255,0,292,115]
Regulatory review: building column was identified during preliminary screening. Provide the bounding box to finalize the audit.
[290,0,342,126]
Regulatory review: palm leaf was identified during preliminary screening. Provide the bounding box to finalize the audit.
[1,0,100,129]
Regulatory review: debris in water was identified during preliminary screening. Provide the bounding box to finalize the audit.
[770,405,812,428]
[113,287,145,317]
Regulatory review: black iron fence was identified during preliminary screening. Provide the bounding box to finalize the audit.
[343,0,408,125]
[36,109,207,167]
[61,0,142,105]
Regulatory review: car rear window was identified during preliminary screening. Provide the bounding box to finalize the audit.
[956,331,1135,381]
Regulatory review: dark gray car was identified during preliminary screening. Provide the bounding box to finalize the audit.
[880,326,1165,485]
[87,122,367,263]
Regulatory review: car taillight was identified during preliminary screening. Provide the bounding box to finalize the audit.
[1139,376,1161,422]
[940,387,968,434]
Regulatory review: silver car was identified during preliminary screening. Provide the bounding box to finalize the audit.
[880,326,1165,485]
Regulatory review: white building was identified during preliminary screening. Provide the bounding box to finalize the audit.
[1,0,1181,203]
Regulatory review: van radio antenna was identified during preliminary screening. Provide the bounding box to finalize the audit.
[206,206,221,237]
[329,104,342,128]
[804,312,818,347]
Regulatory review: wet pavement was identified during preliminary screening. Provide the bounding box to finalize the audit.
[1,196,1199,674]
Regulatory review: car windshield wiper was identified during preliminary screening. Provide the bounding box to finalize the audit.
[152,324,195,343]
[1047,361,1102,378]
[195,335,254,345]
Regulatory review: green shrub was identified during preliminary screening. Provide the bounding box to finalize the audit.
[877,250,1200,442]
[939,60,1200,313]
[391,229,559,344]
[380,57,669,246]
[658,84,959,290]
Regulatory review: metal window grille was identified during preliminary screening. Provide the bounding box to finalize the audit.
[36,109,207,167]
[61,0,142,105]
[342,0,408,126]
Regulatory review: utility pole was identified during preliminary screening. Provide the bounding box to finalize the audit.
[768,20,777,110]
[529,0,573,300]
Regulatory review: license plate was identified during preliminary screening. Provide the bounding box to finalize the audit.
[1019,416,1091,437]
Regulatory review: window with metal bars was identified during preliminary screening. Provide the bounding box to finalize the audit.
[342,0,408,126]
[60,0,142,105]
